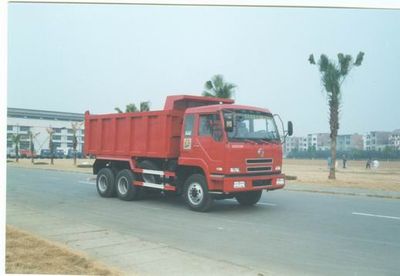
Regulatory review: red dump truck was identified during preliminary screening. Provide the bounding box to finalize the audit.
[84,95,292,211]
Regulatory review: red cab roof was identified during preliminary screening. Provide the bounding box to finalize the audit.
[186,104,271,114]
[164,95,234,111]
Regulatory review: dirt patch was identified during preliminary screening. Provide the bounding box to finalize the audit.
[7,158,94,173]
[284,159,400,191]
[6,225,121,275]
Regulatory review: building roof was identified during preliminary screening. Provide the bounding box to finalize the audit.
[7,108,84,122]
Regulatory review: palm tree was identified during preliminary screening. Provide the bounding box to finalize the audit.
[71,122,83,166]
[140,101,150,112]
[28,129,40,164]
[11,134,21,163]
[115,101,150,113]
[202,74,236,99]
[309,52,364,179]
[47,127,55,165]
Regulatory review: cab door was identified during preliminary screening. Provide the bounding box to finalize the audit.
[193,113,225,173]
[180,113,225,173]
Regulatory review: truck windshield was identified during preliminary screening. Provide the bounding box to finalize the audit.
[223,110,280,142]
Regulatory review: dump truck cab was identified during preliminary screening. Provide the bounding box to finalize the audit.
[179,104,286,195]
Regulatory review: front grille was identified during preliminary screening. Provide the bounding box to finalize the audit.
[247,166,272,172]
[246,158,272,164]
[252,179,272,187]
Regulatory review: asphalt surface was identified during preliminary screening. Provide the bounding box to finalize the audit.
[6,166,400,275]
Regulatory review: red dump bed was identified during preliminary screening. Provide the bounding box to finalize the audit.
[84,110,184,159]
[84,95,234,159]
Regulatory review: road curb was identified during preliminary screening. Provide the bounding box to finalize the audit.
[285,187,400,200]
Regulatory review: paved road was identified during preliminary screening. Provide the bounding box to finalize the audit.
[6,167,400,275]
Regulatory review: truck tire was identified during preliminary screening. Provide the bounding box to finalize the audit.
[116,169,142,201]
[235,191,263,206]
[96,168,116,197]
[183,174,213,212]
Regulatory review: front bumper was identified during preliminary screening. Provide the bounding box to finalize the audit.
[209,173,285,193]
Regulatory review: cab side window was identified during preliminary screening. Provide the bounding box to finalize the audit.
[184,114,195,137]
[199,114,223,141]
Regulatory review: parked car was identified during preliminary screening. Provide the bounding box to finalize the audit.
[40,149,52,159]
[67,149,83,159]
[19,149,37,158]
[7,148,16,158]
[55,149,65,159]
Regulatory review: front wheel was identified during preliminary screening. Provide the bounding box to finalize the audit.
[235,190,262,206]
[183,174,213,212]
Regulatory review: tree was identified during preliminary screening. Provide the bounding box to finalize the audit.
[28,129,40,164]
[47,127,55,165]
[11,134,21,163]
[71,122,83,166]
[309,52,364,179]
[115,101,150,113]
[140,101,150,112]
[202,74,236,99]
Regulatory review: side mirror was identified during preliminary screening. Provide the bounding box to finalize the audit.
[287,121,293,136]
[224,113,234,132]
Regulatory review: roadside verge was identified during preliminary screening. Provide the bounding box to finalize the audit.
[285,182,400,200]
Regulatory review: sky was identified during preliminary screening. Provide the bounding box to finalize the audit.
[7,3,400,136]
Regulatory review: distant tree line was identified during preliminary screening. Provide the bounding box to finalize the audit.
[287,148,400,160]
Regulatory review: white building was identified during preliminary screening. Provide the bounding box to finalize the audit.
[7,108,85,155]
[389,129,400,150]
[284,136,300,155]
[337,134,363,151]
[307,133,330,151]
[363,131,390,151]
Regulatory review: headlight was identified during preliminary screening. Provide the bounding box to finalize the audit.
[276,178,285,185]
[230,167,240,173]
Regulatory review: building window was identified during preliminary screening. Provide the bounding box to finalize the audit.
[67,129,74,134]
[7,141,12,148]
[53,135,61,140]
[7,125,13,131]
[53,142,61,148]
[67,143,73,147]
[19,126,30,132]
[20,141,29,149]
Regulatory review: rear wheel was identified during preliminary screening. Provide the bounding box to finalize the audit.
[96,168,116,197]
[183,174,213,212]
[116,169,142,201]
[235,190,263,206]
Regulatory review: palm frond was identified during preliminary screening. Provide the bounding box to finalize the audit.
[308,54,315,64]
[125,103,138,113]
[204,80,214,90]
[354,51,365,66]
[319,54,329,72]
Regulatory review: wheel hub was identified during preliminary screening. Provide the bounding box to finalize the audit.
[98,175,108,192]
[118,176,129,195]
[188,182,203,205]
